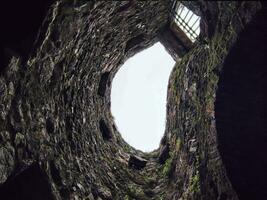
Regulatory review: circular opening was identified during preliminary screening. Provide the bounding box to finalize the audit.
[111,42,175,152]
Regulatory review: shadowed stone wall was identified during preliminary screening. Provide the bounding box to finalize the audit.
[0,1,264,199]
[216,4,267,199]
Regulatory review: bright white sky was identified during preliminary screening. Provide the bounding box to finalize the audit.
[111,42,175,152]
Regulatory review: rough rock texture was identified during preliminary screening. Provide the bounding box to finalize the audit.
[0,1,265,200]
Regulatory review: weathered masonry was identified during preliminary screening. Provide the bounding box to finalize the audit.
[0,1,266,199]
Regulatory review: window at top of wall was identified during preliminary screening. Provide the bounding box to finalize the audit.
[171,1,201,42]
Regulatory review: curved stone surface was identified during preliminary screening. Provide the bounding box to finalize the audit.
[0,1,264,199]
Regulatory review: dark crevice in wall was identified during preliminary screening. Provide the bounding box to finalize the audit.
[0,0,54,74]
[158,143,170,164]
[128,155,147,170]
[115,1,132,13]
[46,117,55,134]
[50,161,62,186]
[98,72,110,97]
[99,119,112,140]
[216,5,267,199]
[0,164,54,200]
[125,34,146,53]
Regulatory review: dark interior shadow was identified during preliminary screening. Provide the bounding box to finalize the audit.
[215,4,267,199]
[0,0,54,74]
[0,164,54,200]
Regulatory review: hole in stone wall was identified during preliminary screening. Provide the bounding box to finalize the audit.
[111,42,175,152]
[99,119,112,140]
[125,34,146,53]
[49,161,62,186]
[0,163,54,200]
[215,5,267,199]
[98,72,110,97]
[46,117,55,134]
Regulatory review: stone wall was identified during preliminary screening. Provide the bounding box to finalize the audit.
[0,1,264,199]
